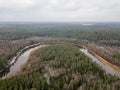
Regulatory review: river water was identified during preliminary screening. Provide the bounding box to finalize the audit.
[2,48,35,79]
[1,46,120,79]
[2,45,47,79]
[80,49,120,77]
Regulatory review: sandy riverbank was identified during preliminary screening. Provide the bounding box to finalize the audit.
[19,45,48,74]
[90,51,120,75]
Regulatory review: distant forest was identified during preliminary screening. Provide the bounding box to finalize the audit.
[0,23,120,41]
[0,23,120,72]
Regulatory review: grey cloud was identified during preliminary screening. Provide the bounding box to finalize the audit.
[0,0,120,22]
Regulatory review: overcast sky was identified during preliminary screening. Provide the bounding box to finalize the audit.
[0,0,120,22]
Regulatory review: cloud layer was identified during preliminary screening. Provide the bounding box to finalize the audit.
[0,0,120,22]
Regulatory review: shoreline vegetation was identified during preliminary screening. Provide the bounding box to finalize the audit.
[89,50,120,75]
[19,45,49,75]
[0,23,120,76]
[0,44,119,90]
[0,23,120,89]
[1,43,120,78]
[0,42,42,77]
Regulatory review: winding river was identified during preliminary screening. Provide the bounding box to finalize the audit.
[1,44,120,79]
[2,48,34,79]
[2,45,44,79]
[80,49,120,77]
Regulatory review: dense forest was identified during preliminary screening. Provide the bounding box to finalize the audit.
[0,23,120,90]
[0,23,120,69]
[0,23,120,41]
[0,45,119,90]
[0,36,76,72]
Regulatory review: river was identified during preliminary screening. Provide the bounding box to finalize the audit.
[1,45,47,79]
[80,49,120,77]
[1,45,120,79]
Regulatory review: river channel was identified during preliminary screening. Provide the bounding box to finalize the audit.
[2,44,120,79]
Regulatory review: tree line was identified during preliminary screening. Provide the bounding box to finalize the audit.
[0,45,119,90]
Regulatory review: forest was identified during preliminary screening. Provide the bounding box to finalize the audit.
[0,23,120,90]
[0,23,120,41]
[0,23,120,71]
[0,45,119,90]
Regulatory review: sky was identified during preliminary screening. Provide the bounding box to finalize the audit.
[0,0,120,22]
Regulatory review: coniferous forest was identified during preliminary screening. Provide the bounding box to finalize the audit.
[0,0,120,89]
[0,23,120,72]
[0,45,119,90]
[0,23,120,90]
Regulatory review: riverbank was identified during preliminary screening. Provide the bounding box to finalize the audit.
[0,43,41,73]
[0,43,47,78]
[61,42,120,76]
[21,43,120,77]
[20,45,49,74]
[2,45,48,79]
[1,43,120,79]
[89,50,120,75]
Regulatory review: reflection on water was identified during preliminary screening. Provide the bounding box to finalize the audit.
[1,45,47,79]
[80,49,120,77]
[2,48,34,79]
[2,47,120,79]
